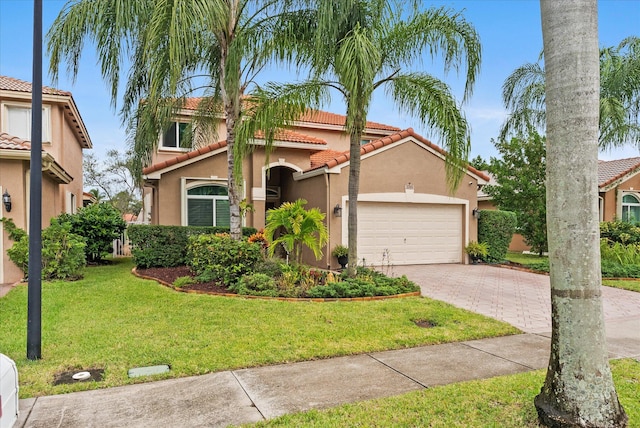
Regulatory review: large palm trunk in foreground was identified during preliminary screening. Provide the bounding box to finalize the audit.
[536,1,627,426]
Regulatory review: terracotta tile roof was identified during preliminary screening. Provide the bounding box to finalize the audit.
[0,132,31,150]
[598,157,640,188]
[0,75,71,96]
[306,128,490,181]
[142,140,228,175]
[180,97,399,131]
[254,129,326,145]
[310,149,346,168]
[143,129,327,175]
[299,110,400,131]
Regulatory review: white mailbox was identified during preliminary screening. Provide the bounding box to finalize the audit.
[0,354,18,428]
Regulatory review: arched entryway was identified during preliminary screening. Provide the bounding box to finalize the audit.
[265,165,298,213]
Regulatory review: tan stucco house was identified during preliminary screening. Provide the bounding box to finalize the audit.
[478,157,640,253]
[142,99,488,269]
[597,157,640,223]
[0,76,91,284]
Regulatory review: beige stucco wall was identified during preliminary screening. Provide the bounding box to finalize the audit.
[1,160,28,283]
[1,93,88,284]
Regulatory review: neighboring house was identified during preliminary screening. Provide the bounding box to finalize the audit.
[479,157,640,253]
[0,76,92,284]
[598,157,640,222]
[142,99,488,269]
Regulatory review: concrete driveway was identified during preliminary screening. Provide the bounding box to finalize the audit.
[394,264,640,358]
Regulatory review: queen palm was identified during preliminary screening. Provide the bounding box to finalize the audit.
[253,0,480,275]
[500,36,640,149]
[47,0,309,240]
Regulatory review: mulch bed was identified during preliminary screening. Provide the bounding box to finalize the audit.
[135,266,232,294]
[134,265,421,301]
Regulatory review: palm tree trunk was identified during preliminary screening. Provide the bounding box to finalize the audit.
[535,1,627,426]
[347,113,365,277]
[225,112,242,241]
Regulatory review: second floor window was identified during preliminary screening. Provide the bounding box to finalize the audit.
[3,104,51,142]
[162,122,191,149]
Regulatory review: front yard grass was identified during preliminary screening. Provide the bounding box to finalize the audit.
[246,358,639,427]
[0,258,518,398]
[506,252,640,292]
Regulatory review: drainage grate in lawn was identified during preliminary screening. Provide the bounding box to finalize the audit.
[127,364,171,378]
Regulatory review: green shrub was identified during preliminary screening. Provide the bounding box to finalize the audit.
[233,273,278,297]
[7,219,86,280]
[478,210,517,262]
[128,225,257,268]
[600,220,640,245]
[600,239,640,265]
[58,203,126,263]
[187,234,263,286]
[307,268,419,298]
[253,257,285,278]
[0,217,27,241]
[601,260,640,278]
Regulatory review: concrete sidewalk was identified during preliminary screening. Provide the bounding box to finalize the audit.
[16,334,553,428]
[12,264,640,427]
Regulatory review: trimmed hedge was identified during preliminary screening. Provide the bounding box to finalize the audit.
[478,210,517,263]
[128,225,257,268]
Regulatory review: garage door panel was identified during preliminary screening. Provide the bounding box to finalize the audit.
[357,202,462,265]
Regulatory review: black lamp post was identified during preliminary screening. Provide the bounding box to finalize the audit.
[27,0,43,361]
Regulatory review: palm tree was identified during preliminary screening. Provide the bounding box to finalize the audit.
[47,0,308,240]
[537,0,627,426]
[264,199,328,264]
[500,36,640,149]
[252,0,480,275]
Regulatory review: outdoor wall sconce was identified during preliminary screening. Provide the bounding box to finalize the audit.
[3,190,11,212]
[333,204,342,217]
[472,207,479,219]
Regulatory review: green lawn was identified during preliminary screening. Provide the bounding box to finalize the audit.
[246,359,640,427]
[0,259,518,398]
[505,251,548,266]
[506,252,640,292]
[602,279,640,292]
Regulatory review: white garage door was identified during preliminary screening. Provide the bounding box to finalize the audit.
[357,202,463,265]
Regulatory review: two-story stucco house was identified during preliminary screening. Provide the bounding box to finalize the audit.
[141,98,488,269]
[0,76,92,284]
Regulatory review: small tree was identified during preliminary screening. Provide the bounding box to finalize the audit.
[485,132,547,255]
[265,199,328,264]
[84,150,141,215]
[59,203,126,263]
[469,155,490,171]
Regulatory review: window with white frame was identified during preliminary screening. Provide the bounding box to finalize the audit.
[162,121,192,149]
[187,185,230,227]
[2,104,51,142]
[622,193,640,223]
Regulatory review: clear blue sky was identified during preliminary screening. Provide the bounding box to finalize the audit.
[1,0,639,161]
